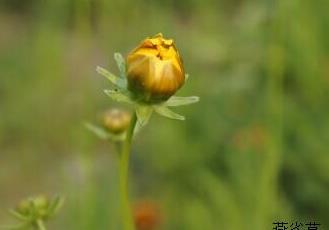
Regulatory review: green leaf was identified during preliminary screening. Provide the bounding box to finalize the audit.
[8,210,29,222]
[164,96,199,107]
[48,196,64,217]
[96,66,127,89]
[154,106,185,120]
[84,122,110,140]
[103,89,133,104]
[185,73,189,82]
[114,53,126,79]
[135,105,153,133]
[84,122,126,141]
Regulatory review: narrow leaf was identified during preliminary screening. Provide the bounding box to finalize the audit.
[96,66,127,89]
[185,74,189,82]
[84,122,110,140]
[103,89,133,104]
[84,122,125,141]
[114,53,126,78]
[164,96,199,107]
[8,210,29,222]
[48,196,64,217]
[154,106,185,120]
[135,105,153,133]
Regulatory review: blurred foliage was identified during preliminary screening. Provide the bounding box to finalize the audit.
[0,0,328,230]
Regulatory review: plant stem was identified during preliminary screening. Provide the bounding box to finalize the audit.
[36,219,47,230]
[119,112,137,230]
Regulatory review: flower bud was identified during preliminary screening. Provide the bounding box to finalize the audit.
[10,194,63,229]
[33,195,49,218]
[134,201,161,230]
[127,33,185,103]
[102,109,131,134]
[15,195,49,218]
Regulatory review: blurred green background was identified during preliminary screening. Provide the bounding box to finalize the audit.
[1,0,329,229]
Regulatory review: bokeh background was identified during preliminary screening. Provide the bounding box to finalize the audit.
[1,0,328,229]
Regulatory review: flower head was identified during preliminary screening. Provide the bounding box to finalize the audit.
[127,33,185,103]
[134,201,161,230]
[96,33,199,131]
[7,195,64,230]
[103,108,131,134]
[15,195,49,218]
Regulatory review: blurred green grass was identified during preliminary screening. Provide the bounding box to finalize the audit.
[0,0,329,229]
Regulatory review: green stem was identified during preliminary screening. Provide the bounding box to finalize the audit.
[36,219,47,230]
[119,112,137,230]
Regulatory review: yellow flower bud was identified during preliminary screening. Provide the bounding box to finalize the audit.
[102,109,131,134]
[127,33,185,103]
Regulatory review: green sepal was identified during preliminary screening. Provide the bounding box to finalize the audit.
[154,106,185,120]
[185,73,189,82]
[47,195,64,217]
[164,96,199,107]
[84,122,126,141]
[135,105,153,133]
[8,210,29,222]
[114,53,126,79]
[84,122,111,140]
[103,89,133,104]
[96,66,127,89]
